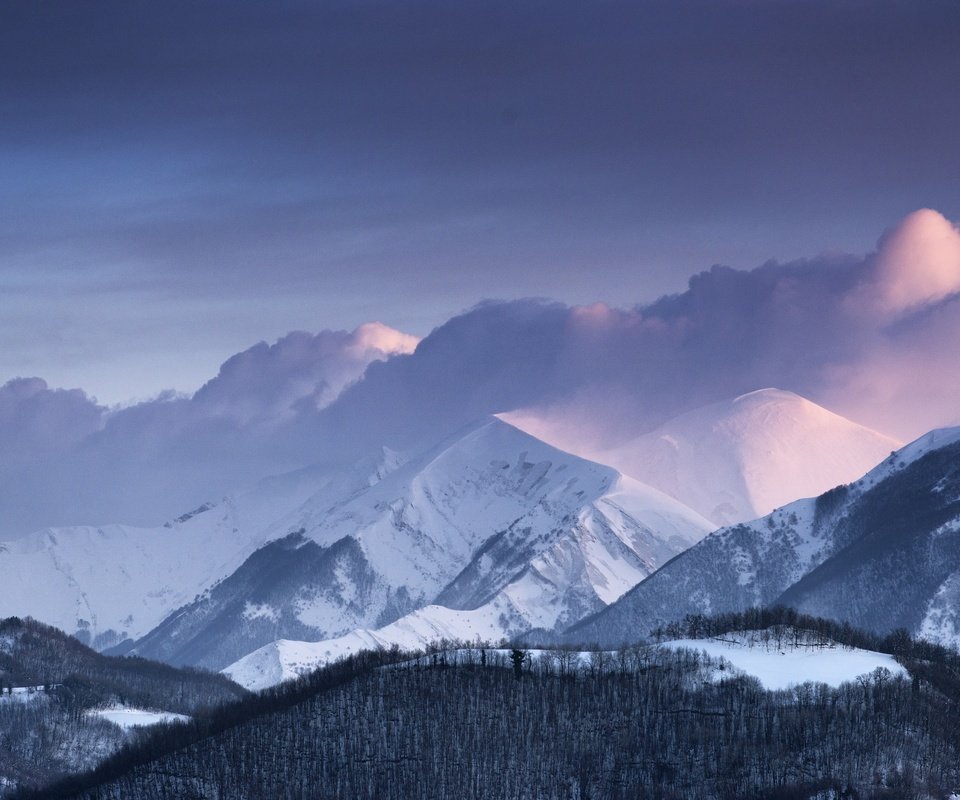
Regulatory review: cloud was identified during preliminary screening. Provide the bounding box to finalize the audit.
[3,210,960,537]
[0,323,417,536]
[4,0,960,407]
[192,323,418,424]
[322,209,960,458]
[855,209,960,314]
[0,377,104,463]
[820,294,960,438]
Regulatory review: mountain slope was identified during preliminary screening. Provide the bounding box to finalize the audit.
[130,418,713,670]
[0,450,405,650]
[224,468,709,688]
[778,438,960,634]
[568,426,960,647]
[29,632,960,800]
[0,617,245,797]
[598,388,900,526]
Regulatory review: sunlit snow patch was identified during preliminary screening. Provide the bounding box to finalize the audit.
[87,706,190,730]
[662,633,906,690]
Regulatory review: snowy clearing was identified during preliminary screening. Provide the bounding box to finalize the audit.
[87,706,190,730]
[226,626,909,694]
[663,635,906,690]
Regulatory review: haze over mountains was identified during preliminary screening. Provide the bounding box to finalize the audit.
[0,208,958,539]
[126,418,712,671]
[223,420,960,689]
[0,415,713,668]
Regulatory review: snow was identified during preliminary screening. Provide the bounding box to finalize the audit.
[227,629,909,693]
[224,605,524,690]
[286,418,710,600]
[919,571,960,649]
[222,443,718,692]
[13,395,875,674]
[4,390,950,693]
[0,447,408,647]
[892,425,960,467]
[87,706,189,730]
[227,417,712,653]
[0,685,54,704]
[19,407,904,680]
[243,602,280,622]
[596,389,901,526]
[857,425,960,487]
[227,640,621,691]
[662,634,906,690]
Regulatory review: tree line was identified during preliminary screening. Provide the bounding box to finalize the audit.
[16,613,960,800]
[0,617,247,797]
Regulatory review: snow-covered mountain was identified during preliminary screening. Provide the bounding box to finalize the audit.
[568,426,960,648]
[596,388,901,526]
[127,418,713,670]
[5,386,912,684]
[0,449,406,650]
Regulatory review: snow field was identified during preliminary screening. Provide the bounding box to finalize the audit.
[86,706,190,730]
[226,629,907,693]
[662,635,906,690]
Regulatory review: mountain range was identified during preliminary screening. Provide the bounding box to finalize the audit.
[121,417,712,670]
[0,415,712,671]
[3,384,954,690]
[569,427,960,649]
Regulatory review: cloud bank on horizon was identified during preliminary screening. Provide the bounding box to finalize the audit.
[0,324,419,534]
[4,0,959,404]
[1,209,959,535]
[326,207,960,454]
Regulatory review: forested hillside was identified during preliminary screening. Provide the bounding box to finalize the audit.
[0,618,246,797]
[22,617,960,800]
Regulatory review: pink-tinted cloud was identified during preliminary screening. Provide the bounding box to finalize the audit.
[821,293,960,437]
[854,209,960,315]
[328,208,960,458]
[0,324,417,536]
[2,210,959,536]
[192,323,418,424]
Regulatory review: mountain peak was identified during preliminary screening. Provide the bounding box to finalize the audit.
[732,387,805,404]
[570,421,960,651]
[601,389,901,526]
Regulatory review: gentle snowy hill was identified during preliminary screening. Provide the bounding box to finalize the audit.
[569,426,960,648]
[225,624,909,692]
[130,418,713,670]
[87,707,190,730]
[598,388,900,526]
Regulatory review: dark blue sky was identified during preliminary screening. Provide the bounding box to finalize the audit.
[2,0,959,402]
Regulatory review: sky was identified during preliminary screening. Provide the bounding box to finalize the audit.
[2,0,960,403]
